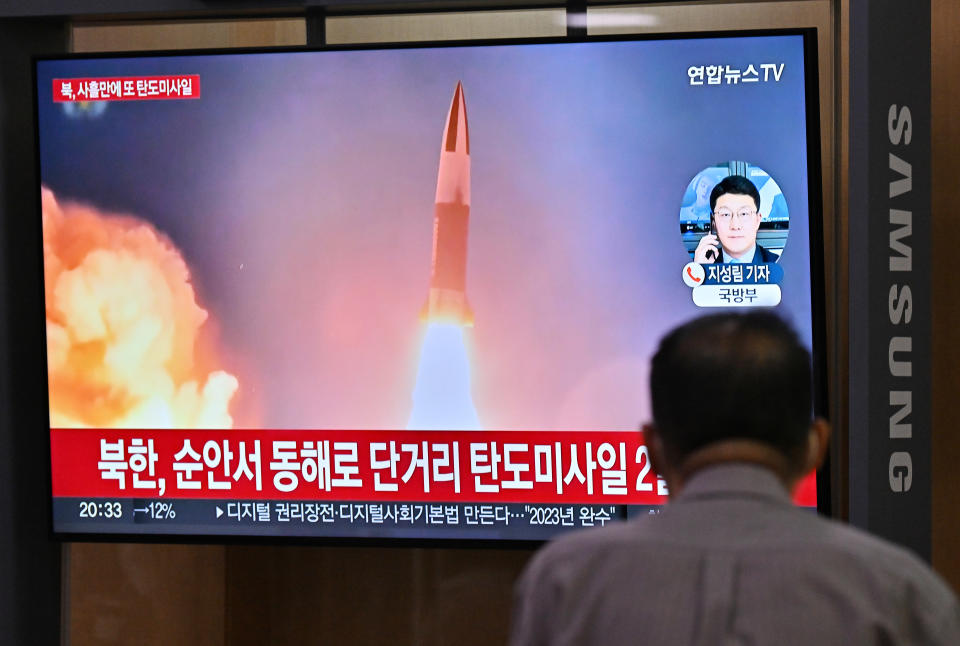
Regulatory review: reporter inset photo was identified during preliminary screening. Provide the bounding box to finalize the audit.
[679,162,789,264]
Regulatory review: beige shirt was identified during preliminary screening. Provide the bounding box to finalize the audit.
[511,463,960,646]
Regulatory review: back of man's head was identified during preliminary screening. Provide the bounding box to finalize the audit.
[649,312,812,469]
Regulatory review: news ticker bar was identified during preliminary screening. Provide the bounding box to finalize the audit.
[53,497,662,541]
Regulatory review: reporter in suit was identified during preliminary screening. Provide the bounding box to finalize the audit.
[694,174,780,264]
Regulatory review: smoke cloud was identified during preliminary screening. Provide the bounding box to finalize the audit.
[42,187,238,429]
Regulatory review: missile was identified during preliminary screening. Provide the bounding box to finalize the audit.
[421,81,474,326]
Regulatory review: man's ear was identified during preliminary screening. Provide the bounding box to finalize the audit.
[804,418,831,474]
[642,423,667,479]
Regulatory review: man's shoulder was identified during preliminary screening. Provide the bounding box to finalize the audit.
[520,518,652,582]
[799,516,960,635]
[526,507,954,602]
[756,244,780,262]
[814,515,957,598]
[519,512,702,593]
[812,512,925,565]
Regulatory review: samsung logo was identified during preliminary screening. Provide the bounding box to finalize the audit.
[887,104,913,493]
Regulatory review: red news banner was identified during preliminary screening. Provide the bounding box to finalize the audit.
[51,429,667,504]
[50,429,817,506]
[53,75,200,102]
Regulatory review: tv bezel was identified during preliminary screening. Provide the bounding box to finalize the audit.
[33,26,827,547]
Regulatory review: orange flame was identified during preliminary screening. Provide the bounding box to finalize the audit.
[42,187,238,429]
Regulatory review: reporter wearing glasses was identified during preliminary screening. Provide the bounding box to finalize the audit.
[693,175,781,265]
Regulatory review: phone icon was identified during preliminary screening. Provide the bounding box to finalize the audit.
[682,262,705,288]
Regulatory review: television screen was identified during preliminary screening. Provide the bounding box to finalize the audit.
[36,29,823,541]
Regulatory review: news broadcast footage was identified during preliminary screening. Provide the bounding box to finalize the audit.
[36,33,819,541]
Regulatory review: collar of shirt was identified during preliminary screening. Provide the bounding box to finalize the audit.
[725,244,757,264]
[672,462,793,505]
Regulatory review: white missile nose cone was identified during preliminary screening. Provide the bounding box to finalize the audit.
[435,81,471,205]
[443,81,469,156]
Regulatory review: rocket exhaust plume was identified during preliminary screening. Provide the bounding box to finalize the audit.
[407,324,481,430]
[421,80,474,326]
[42,187,239,429]
[408,82,482,430]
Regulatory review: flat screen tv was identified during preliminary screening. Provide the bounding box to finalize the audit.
[35,28,825,542]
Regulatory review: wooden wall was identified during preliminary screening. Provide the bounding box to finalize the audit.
[931,0,960,594]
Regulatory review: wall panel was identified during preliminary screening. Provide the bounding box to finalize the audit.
[72,18,306,52]
[327,9,565,44]
[931,0,960,593]
[67,544,225,646]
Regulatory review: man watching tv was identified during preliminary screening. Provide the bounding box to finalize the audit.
[694,175,780,264]
[511,312,960,646]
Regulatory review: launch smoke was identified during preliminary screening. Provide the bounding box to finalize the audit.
[42,187,238,429]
